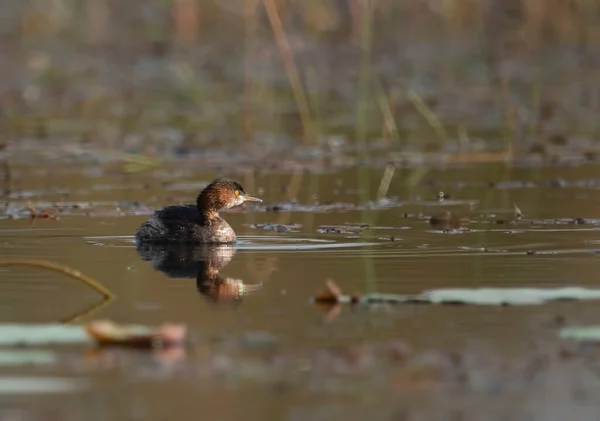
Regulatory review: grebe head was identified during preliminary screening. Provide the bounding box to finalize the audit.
[196,177,262,213]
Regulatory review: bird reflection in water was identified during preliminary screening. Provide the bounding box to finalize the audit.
[136,242,262,303]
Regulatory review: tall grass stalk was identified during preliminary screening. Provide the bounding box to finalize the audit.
[407,91,448,142]
[306,66,322,140]
[373,79,400,145]
[376,164,395,202]
[354,0,377,293]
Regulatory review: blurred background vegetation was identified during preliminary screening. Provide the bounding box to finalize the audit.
[2,0,600,164]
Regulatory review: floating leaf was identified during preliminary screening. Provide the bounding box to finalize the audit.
[418,287,600,306]
[313,281,600,307]
[0,377,85,395]
[0,325,91,346]
[0,350,57,367]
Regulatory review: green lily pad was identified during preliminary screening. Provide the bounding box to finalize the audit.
[559,326,600,342]
[315,280,600,307]
[0,377,85,394]
[416,287,600,306]
[0,350,57,367]
[0,325,91,346]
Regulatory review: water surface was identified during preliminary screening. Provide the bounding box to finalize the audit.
[2,163,600,419]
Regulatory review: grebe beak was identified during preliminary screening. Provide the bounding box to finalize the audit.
[241,194,262,203]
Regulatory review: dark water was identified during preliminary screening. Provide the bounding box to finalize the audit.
[3,163,600,420]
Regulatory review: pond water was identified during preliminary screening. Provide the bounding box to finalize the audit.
[2,162,600,419]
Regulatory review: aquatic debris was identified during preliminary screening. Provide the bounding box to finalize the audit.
[513,203,523,220]
[314,279,354,304]
[249,223,301,233]
[316,224,380,235]
[317,226,360,235]
[313,280,600,306]
[26,200,61,219]
[85,320,187,349]
[266,201,358,213]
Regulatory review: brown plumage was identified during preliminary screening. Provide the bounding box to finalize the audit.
[135,177,262,243]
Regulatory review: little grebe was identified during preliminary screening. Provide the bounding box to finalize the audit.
[135,177,262,243]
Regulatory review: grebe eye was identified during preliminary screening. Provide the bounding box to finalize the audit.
[234,190,239,195]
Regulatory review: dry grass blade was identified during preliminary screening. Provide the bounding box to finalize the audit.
[373,79,400,143]
[513,203,523,220]
[407,91,448,141]
[376,164,395,201]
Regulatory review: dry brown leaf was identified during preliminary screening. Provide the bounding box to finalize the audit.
[85,320,187,349]
[314,279,343,303]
